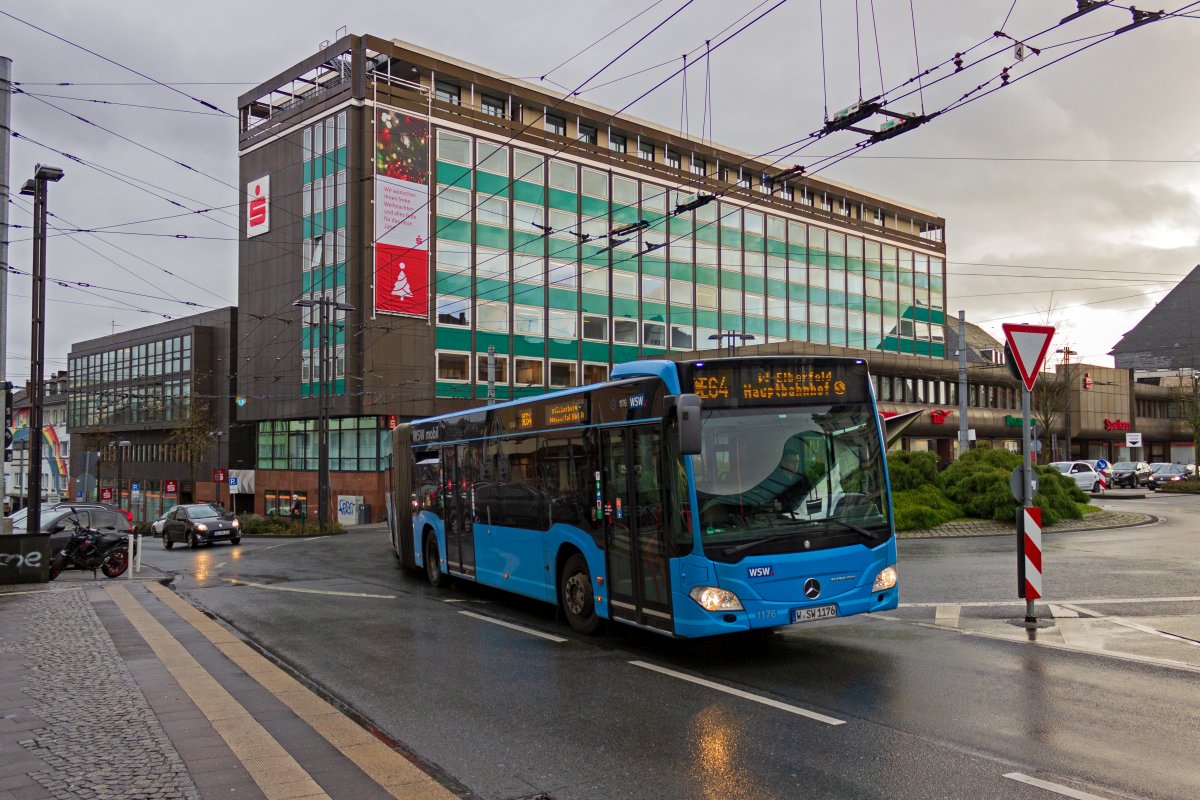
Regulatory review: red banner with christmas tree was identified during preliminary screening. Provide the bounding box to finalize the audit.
[374,108,430,316]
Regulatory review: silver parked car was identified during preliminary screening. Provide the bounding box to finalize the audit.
[1049,461,1105,493]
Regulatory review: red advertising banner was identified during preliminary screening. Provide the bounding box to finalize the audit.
[165,480,178,495]
[374,109,430,318]
[101,487,113,501]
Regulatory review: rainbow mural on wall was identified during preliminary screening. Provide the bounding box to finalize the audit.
[11,408,69,491]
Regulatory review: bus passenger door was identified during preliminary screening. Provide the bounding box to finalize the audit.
[442,445,476,578]
[601,428,673,633]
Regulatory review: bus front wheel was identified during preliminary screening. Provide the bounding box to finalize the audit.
[560,553,600,634]
[424,531,448,588]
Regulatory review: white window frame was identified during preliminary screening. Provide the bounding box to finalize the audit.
[436,351,471,382]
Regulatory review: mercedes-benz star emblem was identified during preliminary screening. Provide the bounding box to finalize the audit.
[803,578,821,599]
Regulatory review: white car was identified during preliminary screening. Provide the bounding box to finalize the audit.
[151,506,178,536]
[1049,461,1105,493]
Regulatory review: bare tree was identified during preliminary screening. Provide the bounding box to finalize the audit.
[168,398,214,498]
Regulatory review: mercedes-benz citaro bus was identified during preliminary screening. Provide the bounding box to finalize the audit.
[387,356,897,638]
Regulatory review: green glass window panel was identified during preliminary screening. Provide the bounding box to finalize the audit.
[436,382,472,399]
[582,293,609,314]
[435,327,473,351]
[810,288,828,305]
[549,188,577,212]
[847,255,864,273]
[642,211,665,230]
[808,248,827,266]
[512,386,543,399]
[475,225,509,249]
[882,300,898,317]
[612,257,638,274]
[476,171,507,197]
[829,328,847,346]
[721,230,743,250]
[928,309,946,325]
[668,261,691,281]
[335,204,346,229]
[302,272,312,293]
[582,243,608,262]
[336,264,346,286]
[302,326,315,349]
[809,325,829,344]
[789,322,808,341]
[550,240,577,264]
[474,276,509,297]
[766,239,787,257]
[302,217,311,239]
[436,272,471,296]
[324,208,336,231]
[301,383,311,398]
[768,319,787,338]
[582,341,609,362]
[744,233,765,252]
[697,224,719,244]
[436,162,472,190]
[745,317,766,336]
[324,153,335,175]
[786,245,806,261]
[612,344,639,364]
[548,339,577,359]
[612,297,638,318]
[828,290,846,307]
[865,297,882,314]
[695,266,718,286]
[302,161,311,184]
[514,181,545,205]
[900,338,917,355]
[642,302,667,322]
[847,330,865,348]
[612,205,639,225]
[766,279,787,297]
[696,310,719,328]
[514,336,544,357]
[548,287,578,310]
[829,252,846,271]
[643,346,667,357]
[670,306,693,324]
[900,271,915,287]
[580,196,608,218]
[720,272,742,291]
[514,231,544,251]
[931,275,944,293]
[336,147,347,170]
[720,313,744,330]
[847,294,865,311]
[745,276,765,294]
[435,217,471,243]
[513,284,542,306]
[669,217,692,236]
[472,332,508,354]
[930,343,946,358]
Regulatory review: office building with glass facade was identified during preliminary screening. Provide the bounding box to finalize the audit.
[236,35,948,516]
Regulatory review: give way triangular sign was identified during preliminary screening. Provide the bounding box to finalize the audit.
[1002,323,1056,392]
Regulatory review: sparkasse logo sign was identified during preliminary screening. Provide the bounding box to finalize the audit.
[247,176,270,237]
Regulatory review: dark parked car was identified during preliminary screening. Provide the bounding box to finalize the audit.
[162,503,241,549]
[1110,461,1152,488]
[9,501,133,531]
[9,506,134,556]
[1147,464,1196,491]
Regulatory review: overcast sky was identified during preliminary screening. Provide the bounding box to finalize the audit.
[3,0,1199,384]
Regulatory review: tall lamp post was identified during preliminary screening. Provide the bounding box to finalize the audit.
[111,440,131,512]
[1056,347,1077,460]
[707,330,756,357]
[19,163,65,536]
[293,297,354,533]
[212,430,225,511]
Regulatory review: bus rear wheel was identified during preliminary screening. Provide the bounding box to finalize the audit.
[560,553,600,635]
[424,531,447,588]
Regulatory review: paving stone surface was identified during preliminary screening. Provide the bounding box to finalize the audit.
[0,589,200,800]
[898,508,1153,539]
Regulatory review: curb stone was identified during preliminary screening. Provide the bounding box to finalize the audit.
[899,508,1157,539]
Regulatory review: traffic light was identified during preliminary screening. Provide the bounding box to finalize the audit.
[3,381,12,463]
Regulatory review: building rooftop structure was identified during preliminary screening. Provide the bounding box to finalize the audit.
[1110,264,1200,371]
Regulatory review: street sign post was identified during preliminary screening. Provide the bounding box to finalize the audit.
[1002,323,1055,625]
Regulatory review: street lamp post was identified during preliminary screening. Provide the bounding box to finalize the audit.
[1056,347,1077,460]
[212,430,225,511]
[112,440,131,512]
[293,297,354,533]
[707,330,756,357]
[19,163,65,535]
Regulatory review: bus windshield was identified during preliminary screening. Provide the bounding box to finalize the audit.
[692,404,890,559]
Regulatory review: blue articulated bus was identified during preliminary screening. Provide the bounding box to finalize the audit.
[388,356,898,638]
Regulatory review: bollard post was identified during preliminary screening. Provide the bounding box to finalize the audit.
[127,534,134,580]
[135,534,142,572]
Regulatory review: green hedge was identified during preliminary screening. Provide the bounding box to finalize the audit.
[1158,479,1200,493]
[893,484,962,530]
[235,514,345,536]
[887,450,943,491]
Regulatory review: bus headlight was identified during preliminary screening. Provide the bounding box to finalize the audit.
[689,586,744,612]
[872,565,898,592]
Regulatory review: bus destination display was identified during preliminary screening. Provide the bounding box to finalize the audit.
[545,399,587,427]
[691,363,865,406]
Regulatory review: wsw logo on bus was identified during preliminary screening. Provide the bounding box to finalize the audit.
[747,566,775,578]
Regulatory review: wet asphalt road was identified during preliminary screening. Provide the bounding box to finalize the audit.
[139,494,1200,800]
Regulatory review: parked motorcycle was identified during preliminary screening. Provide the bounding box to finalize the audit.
[48,520,131,580]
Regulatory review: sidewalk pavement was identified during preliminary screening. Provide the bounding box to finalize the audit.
[0,570,458,800]
[899,507,1155,539]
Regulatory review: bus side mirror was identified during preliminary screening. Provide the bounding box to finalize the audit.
[672,393,702,455]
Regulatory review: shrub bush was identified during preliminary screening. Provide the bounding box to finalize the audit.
[892,484,963,531]
[940,448,1086,525]
[1031,466,1086,526]
[236,514,344,536]
[1158,479,1200,493]
[886,451,943,492]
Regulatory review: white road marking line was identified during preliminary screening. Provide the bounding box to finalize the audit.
[1003,772,1115,800]
[900,595,1200,608]
[960,628,1200,674]
[629,661,845,725]
[1061,603,1200,648]
[934,605,960,627]
[214,562,227,569]
[1047,604,1079,618]
[226,579,395,599]
[457,610,568,642]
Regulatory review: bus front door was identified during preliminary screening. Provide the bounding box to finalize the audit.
[442,444,476,578]
[602,428,673,633]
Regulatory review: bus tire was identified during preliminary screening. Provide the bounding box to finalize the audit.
[560,553,600,635]
[424,530,448,588]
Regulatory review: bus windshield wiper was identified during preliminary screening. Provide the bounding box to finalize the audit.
[825,517,885,541]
